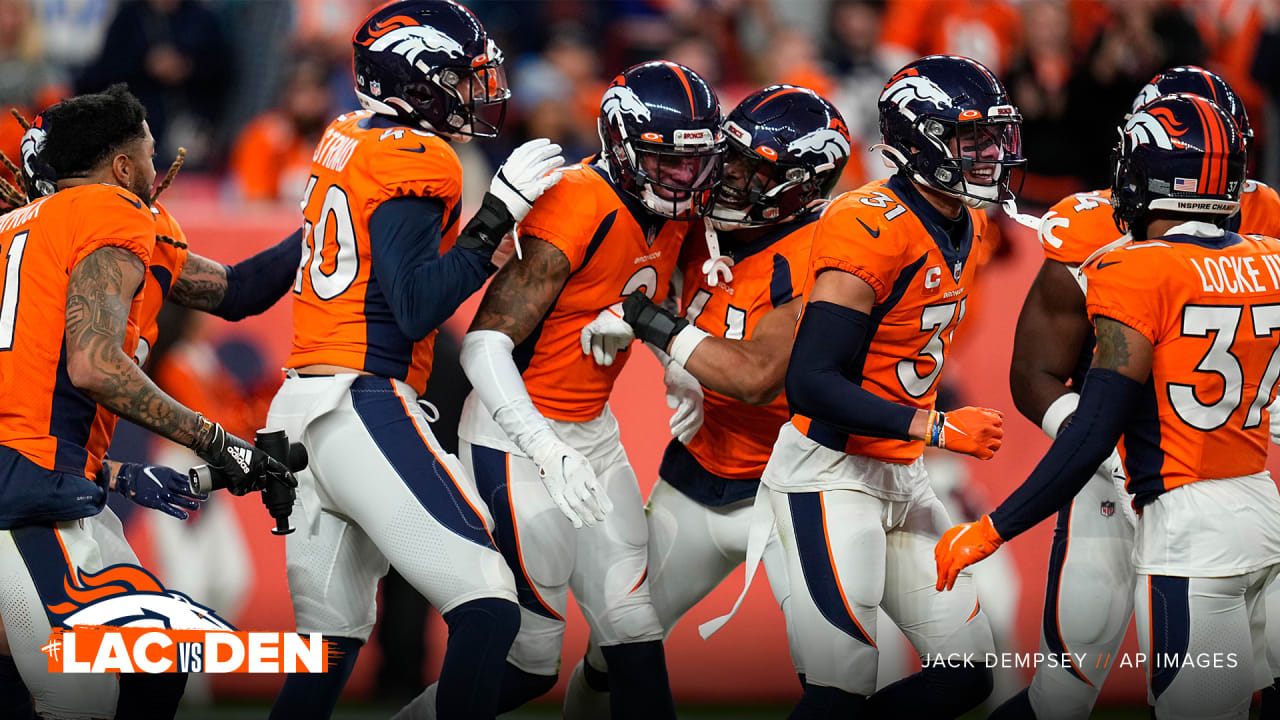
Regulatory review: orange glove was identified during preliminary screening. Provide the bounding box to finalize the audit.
[925,407,1004,459]
[935,515,1004,591]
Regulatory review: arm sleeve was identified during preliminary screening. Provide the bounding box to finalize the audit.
[368,195,492,340]
[212,228,304,321]
[784,300,917,439]
[988,368,1141,539]
[459,330,559,462]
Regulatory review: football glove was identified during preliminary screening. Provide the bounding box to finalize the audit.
[925,407,1004,460]
[531,441,612,529]
[664,360,704,444]
[192,420,296,497]
[935,515,1004,591]
[489,138,565,222]
[113,462,208,520]
[580,302,634,366]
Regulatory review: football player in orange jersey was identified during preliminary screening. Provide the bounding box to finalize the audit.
[997,67,1280,720]
[264,2,568,719]
[440,61,724,720]
[0,100,306,720]
[0,85,293,720]
[698,55,1017,719]
[937,92,1280,720]
[563,84,851,715]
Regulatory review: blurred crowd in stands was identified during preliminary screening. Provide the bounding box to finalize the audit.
[2,0,1277,211]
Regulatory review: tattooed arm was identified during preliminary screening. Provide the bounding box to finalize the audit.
[469,235,571,341]
[64,246,203,446]
[984,315,1153,540]
[66,247,292,493]
[169,228,302,319]
[168,252,227,312]
[1091,315,1153,380]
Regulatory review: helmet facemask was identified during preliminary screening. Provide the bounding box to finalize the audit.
[710,140,823,230]
[605,123,725,219]
[917,111,1025,209]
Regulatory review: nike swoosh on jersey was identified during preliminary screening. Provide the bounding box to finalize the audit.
[398,144,427,154]
[117,193,142,209]
[857,218,881,238]
[1096,260,1122,269]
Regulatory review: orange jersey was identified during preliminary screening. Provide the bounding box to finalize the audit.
[792,175,994,463]
[0,185,154,479]
[515,164,687,421]
[676,214,817,479]
[136,202,191,367]
[287,111,462,395]
[1040,181,1280,267]
[1085,231,1280,504]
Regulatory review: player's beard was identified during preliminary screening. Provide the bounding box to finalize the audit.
[131,174,154,207]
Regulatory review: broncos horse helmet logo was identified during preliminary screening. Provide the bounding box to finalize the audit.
[46,564,235,631]
[602,86,652,132]
[1124,107,1195,152]
[881,75,953,112]
[788,121,852,167]
[19,123,55,200]
[369,25,468,76]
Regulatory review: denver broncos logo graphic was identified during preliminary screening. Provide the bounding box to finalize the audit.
[881,75,953,111]
[1130,81,1162,113]
[364,25,467,72]
[602,85,652,129]
[46,564,235,631]
[787,125,851,166]
[1125,107,1196,151]
[19,124,54,199]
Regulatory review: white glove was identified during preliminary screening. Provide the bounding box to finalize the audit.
[531,441,612,529]
[580,302,634,366]
[664,360,704,444]
[490,138,565,222]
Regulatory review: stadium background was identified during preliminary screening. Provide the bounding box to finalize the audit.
[10,0,1280,714]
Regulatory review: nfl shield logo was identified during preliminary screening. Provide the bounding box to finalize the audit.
[1100,501,1115,518]
[952,261,963,282]
[370,80,382,97]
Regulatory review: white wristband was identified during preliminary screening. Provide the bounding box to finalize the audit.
[1040,392,1080,440]
[669,325,710,368]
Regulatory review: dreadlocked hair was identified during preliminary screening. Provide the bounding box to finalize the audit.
[151,147,185,203]
[0,152,26,209]
[155,234,188,250]
[9,108,29,131]
[0,149,23,196]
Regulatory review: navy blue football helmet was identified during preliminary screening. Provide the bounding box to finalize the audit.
[1130,66,1251,143]
[352,0,509,138]
[710,85,850,230]
[598,61,725,219]
[877,55,1025,208]
[1111,93,1246,237]
[19,107,57,201]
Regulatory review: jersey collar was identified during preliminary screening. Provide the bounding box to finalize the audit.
[722,212,821,264]
[887,174,974,276]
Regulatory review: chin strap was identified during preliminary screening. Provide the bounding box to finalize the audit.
[1002,198,1044,231]
[700,223,734,287]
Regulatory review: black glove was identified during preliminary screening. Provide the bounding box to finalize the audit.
[622,290,689,351]
[192,420,297,496]
[456,192,515,254]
